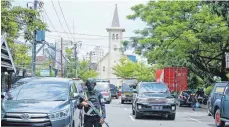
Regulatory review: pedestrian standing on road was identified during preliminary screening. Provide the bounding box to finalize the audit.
[77,78,106,127]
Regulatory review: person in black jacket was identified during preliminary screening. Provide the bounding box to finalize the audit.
[77,78,106,127]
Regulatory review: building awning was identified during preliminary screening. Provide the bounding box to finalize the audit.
[1,34,16,73]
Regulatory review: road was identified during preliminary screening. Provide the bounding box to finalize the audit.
[104,98,229,127]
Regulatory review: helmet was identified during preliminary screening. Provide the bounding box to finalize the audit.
[85,78,96,91]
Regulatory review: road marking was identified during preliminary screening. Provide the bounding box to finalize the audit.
[188,117,202,123]
[124,108,127,111]
[129,115,135,121]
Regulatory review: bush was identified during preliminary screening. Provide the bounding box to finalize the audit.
[205,85,214,95]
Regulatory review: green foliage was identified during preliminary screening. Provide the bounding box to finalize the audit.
[127,1,229,84]
[205,85,214,95]
[1,0,46,68]
[113,57,155,82]
[63,48,98,80]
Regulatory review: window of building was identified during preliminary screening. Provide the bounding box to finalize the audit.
[103,66,105,71]
[114,45,117,51]
[112,34,115,40]
[116,34,118,40]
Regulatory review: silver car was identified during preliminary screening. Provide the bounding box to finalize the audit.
[94,82,112,104]
[1,78,81,127]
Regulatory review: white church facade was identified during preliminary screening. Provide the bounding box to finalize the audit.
[96,4,125,86]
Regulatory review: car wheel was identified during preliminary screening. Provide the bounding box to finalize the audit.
[134,109,141,119]
[168,113,176,120]
[121,100,124,104]
[215,109,225,127]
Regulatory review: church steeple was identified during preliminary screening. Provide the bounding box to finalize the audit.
[111,4,120,27]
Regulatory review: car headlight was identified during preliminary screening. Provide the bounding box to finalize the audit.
[137,98,147,103]
[167,98,175,104]
[48,108,70,121]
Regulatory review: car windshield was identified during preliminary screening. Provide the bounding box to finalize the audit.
[139,83,169,93]
[95,83,109,91]
[122,84,131,91]
[5,81,69,101]
[214,86,226,94]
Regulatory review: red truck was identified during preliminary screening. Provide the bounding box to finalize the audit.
[156,67,188,93]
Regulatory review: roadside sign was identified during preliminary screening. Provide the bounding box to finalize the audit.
[226,54,229,69]
[40,69,50,77]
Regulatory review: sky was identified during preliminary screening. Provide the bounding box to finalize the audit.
[13,0,148,62]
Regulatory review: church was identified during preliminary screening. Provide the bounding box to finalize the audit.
[96,4,128,86]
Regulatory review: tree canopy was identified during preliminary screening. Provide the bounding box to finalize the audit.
[1,0,46,67]
[112,57,155,82]
[126,1,229,85]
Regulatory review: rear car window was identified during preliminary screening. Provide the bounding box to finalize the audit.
[122,84,131,91]
[214,86,225,93]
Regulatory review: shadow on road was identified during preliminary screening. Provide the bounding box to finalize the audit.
[130,114,172,121]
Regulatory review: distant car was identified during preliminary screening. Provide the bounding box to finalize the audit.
[110,84,119,99]
[94,82,112,104]
[215,83,229,127]
[177,90,193,107]
[121,83,134,104]
[12,77,38,88]
[132,82,176,120]
[1,78,81,127]
[207,82,228,116]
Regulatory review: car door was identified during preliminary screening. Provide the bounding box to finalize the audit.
[133,83,139,108]
[221,84,229,118]
[69,82,80,126]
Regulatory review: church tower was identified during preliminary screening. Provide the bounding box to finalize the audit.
[106,4,125,83]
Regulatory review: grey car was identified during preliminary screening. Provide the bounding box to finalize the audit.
[1,78,80,127]
[132,82,176,120]
[94,82,112,104]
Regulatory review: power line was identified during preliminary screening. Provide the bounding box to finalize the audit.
[42,8,62,38]
[57,0,75,41]
[50,0,71,39]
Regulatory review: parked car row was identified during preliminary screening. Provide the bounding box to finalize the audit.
[207,82,229,127]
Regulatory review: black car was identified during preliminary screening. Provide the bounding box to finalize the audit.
[215,83,229,127]
[177,90,193,107]
[110,84,119,99]
[121,83,134,104]
[207,82,228,116]
[132,82,176,120]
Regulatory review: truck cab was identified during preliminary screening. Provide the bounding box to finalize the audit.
[214,82,229,127]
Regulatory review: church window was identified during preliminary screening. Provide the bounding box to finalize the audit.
[112,34,115,40]
[116,34,118,40]
[103,66,105,71]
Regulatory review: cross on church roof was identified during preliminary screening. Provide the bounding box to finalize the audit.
[111,4,120,27]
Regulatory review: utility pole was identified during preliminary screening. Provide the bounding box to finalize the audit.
[31,0,38,77]
[60,38,63,77]
[74,44,77,78]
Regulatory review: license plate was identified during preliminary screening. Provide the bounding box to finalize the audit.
[152,106,162,110]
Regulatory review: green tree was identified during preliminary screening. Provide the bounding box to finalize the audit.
[1,0,46,67]
[127,1,229,85]
[112,57,137,78]
[77,61,98,81]
[113,57,155,82]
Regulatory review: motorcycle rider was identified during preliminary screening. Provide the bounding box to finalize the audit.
[77,78,106,127]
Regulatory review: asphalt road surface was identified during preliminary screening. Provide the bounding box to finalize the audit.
[104,98,229,127]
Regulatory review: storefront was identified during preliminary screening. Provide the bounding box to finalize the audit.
[1,35,16,92]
